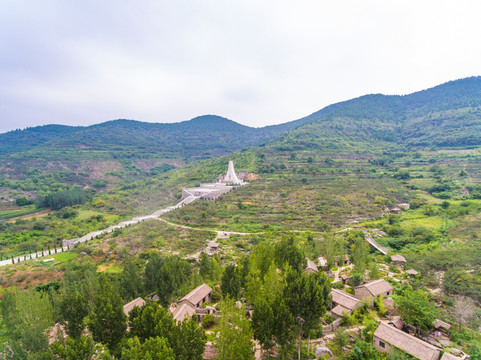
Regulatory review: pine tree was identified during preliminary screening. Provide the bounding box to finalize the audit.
[215,298,255,360]
[88,275,127,352]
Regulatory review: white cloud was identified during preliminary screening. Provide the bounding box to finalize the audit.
[1,0,481,133]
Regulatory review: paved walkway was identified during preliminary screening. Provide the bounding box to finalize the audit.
[0,196,201,268]
[0,247,68,267]
[363,230,388,255]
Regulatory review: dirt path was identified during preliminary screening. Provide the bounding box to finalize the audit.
[0,209,52,223]
[157,217,262,238]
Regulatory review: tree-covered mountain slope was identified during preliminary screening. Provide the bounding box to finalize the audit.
[1,76,481,206]
[0,114,314,158]
[272,76,481,153]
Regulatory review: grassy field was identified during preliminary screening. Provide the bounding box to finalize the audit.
[53,252,79,262]
[97,263,123,274]
[0,205,44,220]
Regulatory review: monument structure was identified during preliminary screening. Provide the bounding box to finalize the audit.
[182,160,244,201]
[223,159,241,184]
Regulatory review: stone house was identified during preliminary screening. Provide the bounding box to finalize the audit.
[177,284,213,309]
[355,279,393,303]
[340,274,351,285]
[330,289,360,319]
[170,303,197,323]
[123,297,146,316]
[169,284,215,323]
[304,258,319,273]
[318,256,328,271]
[432,319,452,338]
[334,255,350,267]
[373,323,441,360]
[406,269,419,276]
[391,254,407,270]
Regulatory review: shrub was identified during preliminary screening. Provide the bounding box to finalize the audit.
[374,296,388,317]
[201,314,215,329]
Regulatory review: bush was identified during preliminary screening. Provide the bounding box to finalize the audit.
[334,327,350,348]
[374,296,388,317]
[349,273,363,287]
[201,314,215,329]
[324,314,335,324]
[15,197,32,206]
[332,282,344,289]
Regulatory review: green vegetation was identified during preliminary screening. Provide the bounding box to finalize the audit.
[53,252,79,262]
[2,77,481,359]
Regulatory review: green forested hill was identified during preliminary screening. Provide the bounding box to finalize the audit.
[271,76,481,153]
[0,115,292,158]
[0,114,313,192]
[1,76,481,201]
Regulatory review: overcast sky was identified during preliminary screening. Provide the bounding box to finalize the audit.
[1,0,481,133]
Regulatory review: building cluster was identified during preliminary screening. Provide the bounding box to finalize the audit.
[123,284,219,325]
[303,254,468,360]
[119,252,465,360]
[181,160,248,201]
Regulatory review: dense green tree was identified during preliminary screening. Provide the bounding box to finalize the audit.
[144,255,192,306]
[128,302,176,344]
[60,292,89,339]
[50,336,113,360]
[238,254,250,287]
[396,289,439,333]
[249,240,275,279]
[221,265,241,299]
[119,261,142,301]
[251,297,275,352]
[199,252,214,280]
[88,275,127,353]
[323,233,347,269]
[175,317,207,360]
[248,265,295,355]
[284,268,331,359]
[121,336,175,360]
[351,236,370,276]
[35,188,87,210]
[215,298,255,360]
[274,234,306,273]
[347,339,386,360]
[128,302,206,359]
[1,287,54,357]
[144,253,164,294]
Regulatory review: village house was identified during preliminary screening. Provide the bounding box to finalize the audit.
[330,289,360,319]
[432,319,452,339]
[170,302,197,323]
[373,322,441,360]
[340,274,351,285]
[388,316,405,330]
[123,297,146,316]
[406,268,419,276]
[440,352,470,360]
[355,279,393,303]
[317,256,328,271]
[383,297,398,317]
[334,255,350,267]
[177,283,213,309]
[169,284,217,323]
[304,258,319,273]
[391,254,407,270]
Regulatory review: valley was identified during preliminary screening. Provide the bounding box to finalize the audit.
[1,78,481,359]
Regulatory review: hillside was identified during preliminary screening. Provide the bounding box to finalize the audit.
[163,77,481,231]
[2,77,481,359]
[0,114,317,200]
[271,76,481,154]
[0,114,314,157]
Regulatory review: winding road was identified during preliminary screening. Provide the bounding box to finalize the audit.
[0,190,389,267]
